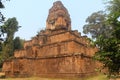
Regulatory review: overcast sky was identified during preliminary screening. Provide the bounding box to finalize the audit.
[2,0,105,40]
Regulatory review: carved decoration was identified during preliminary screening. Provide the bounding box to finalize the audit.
[46,1,71,30]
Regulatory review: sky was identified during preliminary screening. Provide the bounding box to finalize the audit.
[2,0,105,40]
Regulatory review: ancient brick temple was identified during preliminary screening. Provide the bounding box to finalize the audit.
[2,1,98,77]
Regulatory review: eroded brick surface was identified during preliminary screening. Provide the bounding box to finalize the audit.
[2,1,98,78]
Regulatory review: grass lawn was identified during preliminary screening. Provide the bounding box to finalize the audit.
[0,74,109,80]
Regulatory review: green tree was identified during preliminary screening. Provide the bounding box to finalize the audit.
[94,0,120,78]
[83,0,120,78]
[0,0,10,55]
[13,37,24,50]
[95,36,120,78]
[0,17,20,68]
[0,0,10,38]
[2,17,20,57]
[83,11,112,39]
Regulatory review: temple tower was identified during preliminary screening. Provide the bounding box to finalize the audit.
[46,1,71,30]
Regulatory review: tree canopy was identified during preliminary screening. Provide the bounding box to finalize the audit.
[83,0,120,78]
[0,17,21,68]
[2,17,20,57]
[13,37,24,50]
[83,11,113,39]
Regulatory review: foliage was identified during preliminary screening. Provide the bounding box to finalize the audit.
[13,37,24,50]
[0,0,10,37]
[83,0,120,78]
[95,36,120,77]
[2,17,20,57]
[94,0,120,78]
[83,11,112,39]
[0,17,20,68]
[0,1,10,62]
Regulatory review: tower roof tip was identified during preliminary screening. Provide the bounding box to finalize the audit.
[46,0,71,30]
[53,0,63,6]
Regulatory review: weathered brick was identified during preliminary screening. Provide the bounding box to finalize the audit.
[2,1,98,78]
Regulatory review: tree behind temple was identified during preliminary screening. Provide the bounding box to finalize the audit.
[2,17,20,58]
[83,0,120,78]
[94,0,120,78]
[13,37,24,51]
[83,11,112,39]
